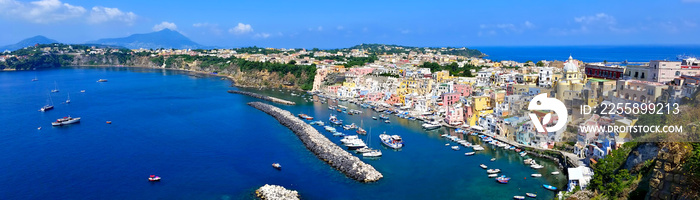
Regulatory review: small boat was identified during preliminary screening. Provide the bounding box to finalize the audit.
[513,196,525,200]
[520,152,527,157]
[31,77,38,81]
[523,158,533,165]
[496,175,510,184]
[526,193,537,198]
[356,147,372,153]
[362,149,382,157]
[106,121,112,124]
[451,146,460,151]
[297,113,313,120]
[37,127,41,130]
[51,81,59,93]
[97,79,108,82]
[148,175,161,182]
[379,114,389,120]
[80,90,85,93]
[39,105,54,112]
[551,171,560,175]
[487,169,501,174]
[490,158,496,161]
[51,116,81,126]
[480,164,488,169]
[372,116,378,120]
[329,115,343,125]
[272,163,281,170]
[543,184,557,191]
[531,174,542,177]
[379,132,403,149]
[356,127,366,135]
[472,145,485,151]
[65,92,70,104]
[464,152,475,156]
[384,120,390,123]
[422,121,441,130]
[531,164,544,169]
[488,173,498,178]
[445,143,450,146]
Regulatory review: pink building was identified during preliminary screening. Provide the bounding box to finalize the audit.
[366,92,384,102]
[453,84,472,97]
[348,67,375,76]
[326,85,340,94]
[385,94,402,105]
[445,106,464,125]
[441,92,461,108]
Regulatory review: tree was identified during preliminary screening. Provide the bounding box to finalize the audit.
[536,61,544,67]
[288,60,297,65]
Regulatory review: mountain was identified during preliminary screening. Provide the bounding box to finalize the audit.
[0,35,59,51]
[89,29,206,49]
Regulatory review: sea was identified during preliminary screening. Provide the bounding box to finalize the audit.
[0,67,566,200]
[475,45,700,63]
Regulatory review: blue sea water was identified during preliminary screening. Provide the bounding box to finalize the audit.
[0,67,565,199]
[475,45,700,63]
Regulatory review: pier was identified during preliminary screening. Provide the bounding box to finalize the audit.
[248,102,383,182]
[255,184,300,200]
[228,90,296,105]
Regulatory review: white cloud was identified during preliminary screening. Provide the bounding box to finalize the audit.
[478,21,534,36]
[574,13,616,25]
[192,22,222,35]
[0,0,136,24]
[153,21,177,31]
[254,32,271,38]
[229,23,253,35]
[87,6,136,24]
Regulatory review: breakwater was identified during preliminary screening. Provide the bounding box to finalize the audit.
[248,102,383,182]
[255,184,299,200]
[228,90,296,105]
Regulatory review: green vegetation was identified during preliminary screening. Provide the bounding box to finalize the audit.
[418,62,486,77]
[314,55,378,68]
[588,142,639,199]
[346,43,484,57]
[377,73,399,78]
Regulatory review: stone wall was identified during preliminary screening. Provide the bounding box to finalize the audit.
[647,143,693,200]
[228,90,296,105]
[255,184,299,200]
[248,102,383,182]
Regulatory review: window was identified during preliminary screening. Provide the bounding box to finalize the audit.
[676,71,681,76]
[641,73,645,79]
[635,72,639,78]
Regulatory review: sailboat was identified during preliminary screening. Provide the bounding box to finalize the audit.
[31,76,38,81]
[362,128,382,157]
[356,120,366,135]
[39,93,54,112]
[51,81,59,93]
[65,92,70,104]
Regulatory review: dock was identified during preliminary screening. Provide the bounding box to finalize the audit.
[248,102,383,182]
[227,90,295,105]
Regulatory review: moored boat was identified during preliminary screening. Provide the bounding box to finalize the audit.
[551,171,560,175]
[487,169,501,174]
[513,196,525,200]
[464,152,475,156]
[97,79,108,82]
[51,116,81,126]
[543,184,557,191]
[531,173,542,177]
[384,120,390,123]
[480,164,488,169]
[496,175,510,184]
[329,115,343,125]
[526,193,537,198]
[451,146,460,151]
[39,105,54,112]
[379,132,403,149]
[362,149,382,157]
[148,175,161,181]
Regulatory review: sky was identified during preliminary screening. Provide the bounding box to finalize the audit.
[1,0,700,48]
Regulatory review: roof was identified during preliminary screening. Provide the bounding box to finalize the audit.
[568,167,584,181]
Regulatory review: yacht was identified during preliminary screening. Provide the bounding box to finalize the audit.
[451,146,460,151]
[487,169,501,174]
[51,116,81,126]
[39,93,55,112]
[344,139,367,149]
[422,121,441,130]
[379,132,403,149]
[340,135,359,144]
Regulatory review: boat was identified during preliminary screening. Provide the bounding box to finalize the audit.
[356,147,372,153]
[106,121,112,124]
[490,158,496,161]
[372,116,378,120]
[488,173,498,178]
[343,123,357,130]
[513,196,525,200]
[356,120,366,135]
[451,146,460,151]
[531,164,544,169]
[520,152,527,157]
[272,163,281,170]
[464,152,475,156]
[362,149,382,157]
[340,135,359,144]
[97,79,108,82]
[148,175,161,181]
[480,164,488,169]
[487,169,501,174]
[422,121,442,130]
[523,158,533,165]
[496,175,510,184]
[324,126,336,132]
[332,132,344,136]
[551,171,560,175]
[65,92,70,104]
[379,132,403,149]
[39,104,54,112]
[51,81,59,93]
[379,114,389,119]
[329,115,343,125]
[531,174,542,177]
[543,184,557,191]
[51,116,81,126]
[472,145,485,151]
[525,193,537,198]
[31,76,38,81]
[384,120,390,123]
[297,113,313,120]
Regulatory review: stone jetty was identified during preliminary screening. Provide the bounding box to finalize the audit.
[248,102,383,182]
[228,90,296,105]
[255,184,299,200]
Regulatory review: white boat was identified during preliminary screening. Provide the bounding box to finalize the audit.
[472,145,485,151]
[520,152,527,157]
[531,164,544,169]
[551,171,560,175]
[80,90,85,93]
[526,193,537,198]
[531,174,542,177]
[384,120,390,123]
[272,163,281,170]
[39,93,55,112]
[490,158,496,161]
[362,149,382,157]
[356,147,372,153]
[51,81,59,93]
[514,196,525,200]
[451,146,460,151]
[488,173,498,178]
[464,152,475,156]
[379,132,403,149]
[422,121,441,130]
[329,115,343,125]
[340,135,359,144]
[480,164,488,169]
[345,139,367,149]
[487,169,501,174]
[97,79,108,82]
[65,92,70,104]
[51,116,81,126]
[523,158,533,165]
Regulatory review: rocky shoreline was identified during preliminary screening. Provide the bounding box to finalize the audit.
[229,90,296,105]
[255,184,299,200]
[248,102,383,182]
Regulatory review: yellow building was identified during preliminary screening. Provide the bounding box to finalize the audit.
[435,70,452,82]
[466,96,494,126]
[555,56,586,101]
[342,82,356,88]
[397,79,417,96]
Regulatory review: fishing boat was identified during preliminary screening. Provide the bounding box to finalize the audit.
[464,152,475,156]
[451,146,460,151]
[379,132,403,149]
[531,174,542,177]
[272,163,281,170]
[51,81,59,93]
[329,115,343,125]
[496,175,510,184]
[487,169,501,174]
[51,116,81,126]
[525,193,537,198]
[551,171,560,175]
[543,184,557,191]
[488,173,498,178]
[480,164,488,169]
[513,196,525,200]
[362,149,382,157]
[297,113,313,120]
[148,175,161,181]
[97,79,108,82]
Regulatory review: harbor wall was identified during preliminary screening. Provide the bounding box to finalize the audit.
[228,90,296,105]
[248,102,383,182]
[255,184,300,200]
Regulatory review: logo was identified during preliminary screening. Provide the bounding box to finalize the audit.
[527,93,568,133]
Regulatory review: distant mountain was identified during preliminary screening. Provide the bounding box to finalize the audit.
[0,35,59,51]
[89,29,207,50]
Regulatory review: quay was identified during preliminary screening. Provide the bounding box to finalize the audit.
[255,184,299,200]
[248,102,383,182]
[228,90,296,105]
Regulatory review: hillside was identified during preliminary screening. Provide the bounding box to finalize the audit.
[89,29,205,50]
[0,36,58,51]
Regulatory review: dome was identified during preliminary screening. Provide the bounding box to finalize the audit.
[563,55,579,73]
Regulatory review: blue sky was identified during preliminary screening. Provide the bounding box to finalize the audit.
[1,0,700,48]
